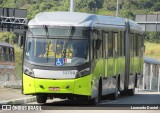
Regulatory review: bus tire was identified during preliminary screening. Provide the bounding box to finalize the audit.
[110,81,118,100]
[120,91,127,96]
[36,94,47,103]
[127,88,135,96]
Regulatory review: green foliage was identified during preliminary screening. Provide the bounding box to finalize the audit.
[120,10,134,19]
[145,32,160,43]
[14,45,23,78]
[0,32,17,43]
[152,2,160,11]
[145,42,160,59]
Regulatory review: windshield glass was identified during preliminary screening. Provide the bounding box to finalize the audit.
[29,28,89,37]
[25,38,89,66]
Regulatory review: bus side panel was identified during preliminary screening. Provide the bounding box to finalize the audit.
[107,58,114,78]
[23,74,35,94]
[74,74,92,96]
[118,57,125,91]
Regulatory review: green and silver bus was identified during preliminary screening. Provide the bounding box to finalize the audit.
[22,12,144,104]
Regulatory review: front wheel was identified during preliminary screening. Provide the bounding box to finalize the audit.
[36,94,47,104]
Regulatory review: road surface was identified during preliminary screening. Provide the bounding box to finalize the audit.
[1,91,160,113]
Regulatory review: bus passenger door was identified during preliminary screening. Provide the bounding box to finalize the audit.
[113,32,118,76]
[107,32,115,94]
[129,33,134,89]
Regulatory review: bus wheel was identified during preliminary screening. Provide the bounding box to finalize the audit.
[110,81,118,100]
[36,94,47,103]
[127,88,135,96]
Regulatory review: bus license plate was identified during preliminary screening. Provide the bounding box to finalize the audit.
[49,87,60,91]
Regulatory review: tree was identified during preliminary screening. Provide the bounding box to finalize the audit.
[138,0,153,9]
[152,2,160,11]
[120,10,134,19]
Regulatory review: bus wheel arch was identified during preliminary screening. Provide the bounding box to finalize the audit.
[88,76,102,105]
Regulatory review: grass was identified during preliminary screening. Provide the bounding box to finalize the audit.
[144,41,160,60]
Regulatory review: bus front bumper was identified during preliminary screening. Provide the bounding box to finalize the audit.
[23,74,92,96]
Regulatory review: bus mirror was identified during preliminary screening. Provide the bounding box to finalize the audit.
[95,39,101,50]
[18,35,24,47]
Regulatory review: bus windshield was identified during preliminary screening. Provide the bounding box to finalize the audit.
[25,38,89,66]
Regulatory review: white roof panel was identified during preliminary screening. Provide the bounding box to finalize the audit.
[29,12,96,27]
[28,11,126,27]
[28,11,142,32]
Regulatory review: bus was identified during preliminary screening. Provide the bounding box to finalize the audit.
[22,12,144,104]
[0,42,15,85]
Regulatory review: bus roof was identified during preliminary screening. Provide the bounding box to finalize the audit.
[28,11,143,32]
[0,42,14,48]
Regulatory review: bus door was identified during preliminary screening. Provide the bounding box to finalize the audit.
[106,32,115,93]
[113,32,118,77]
[129,33,134,88]
[103,32,109,79]
[106,32,114,78]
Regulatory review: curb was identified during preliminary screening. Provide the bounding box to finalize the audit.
[0,96,36,105]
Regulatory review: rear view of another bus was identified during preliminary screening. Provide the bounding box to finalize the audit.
[0,42,15,86]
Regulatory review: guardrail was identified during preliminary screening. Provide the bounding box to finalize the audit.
[143,56,160,92]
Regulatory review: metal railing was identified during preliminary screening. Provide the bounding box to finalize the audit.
[143,56,160,92]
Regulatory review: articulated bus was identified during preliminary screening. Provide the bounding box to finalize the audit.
[22,12,144,104]
[0,42,15,83]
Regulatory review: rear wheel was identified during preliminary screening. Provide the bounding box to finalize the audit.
[127,88,135,96]
[120,88,135,96]
[110,81,118,100]
[36,94,47,103]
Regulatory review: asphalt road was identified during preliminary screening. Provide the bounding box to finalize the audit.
[1,91,160,113]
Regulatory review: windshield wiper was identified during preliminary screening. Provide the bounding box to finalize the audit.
[63,26,75,57]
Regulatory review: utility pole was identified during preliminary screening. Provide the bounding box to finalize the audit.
[70,0,75,12]
[116,0,119,17]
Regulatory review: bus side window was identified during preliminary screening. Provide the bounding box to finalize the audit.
[104,32,108,58]
[130,33,134,57]
[121,31,125,56]
[1,47,5,61]
[5,47,9,61]
[108,32,113,58]
[0,46,1,61]
[9,48,14,61]
[113,32,118,57]
[97,32,102,58]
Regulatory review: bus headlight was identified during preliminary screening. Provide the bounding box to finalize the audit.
[24,67,35,77]
[76,68,90,78]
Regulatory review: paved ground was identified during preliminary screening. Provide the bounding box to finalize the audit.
[0,87,36,104]
[0,88,26,101]
[0,88,160,113]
